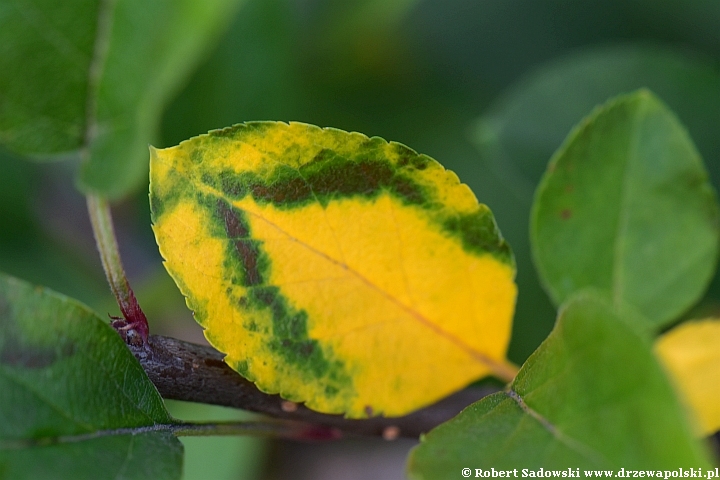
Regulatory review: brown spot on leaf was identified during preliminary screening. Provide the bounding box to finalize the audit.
[561,209,572,220]
[218,200,249,238]
[234,240,263,285]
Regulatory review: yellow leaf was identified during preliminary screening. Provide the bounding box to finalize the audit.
[150,122,517,418]
[655,319,720,436]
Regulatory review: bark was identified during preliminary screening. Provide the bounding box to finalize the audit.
[130,335,496,439]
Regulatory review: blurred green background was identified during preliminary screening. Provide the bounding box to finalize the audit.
[2,0,719,478]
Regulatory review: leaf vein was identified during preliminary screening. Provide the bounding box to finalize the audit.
[611,100,647,306]
[81,0,117,154]
[504,388,606,465]
[240,203,513,379]
[0,366,95,433]
[113,433,135,480]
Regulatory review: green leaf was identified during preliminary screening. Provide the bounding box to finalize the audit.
[0,150,111,308]
[0,273,183,479]
[0,0,243,199]
[407,292,712,478]
[473,45,720,200]
[470,45,720,361]
[3,433,182,480]
[161,0,299,146]
[530,90,719,327]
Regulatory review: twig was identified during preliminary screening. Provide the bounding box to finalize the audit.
[130,335,497,439]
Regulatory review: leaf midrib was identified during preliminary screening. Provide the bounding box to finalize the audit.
[0,343,161,436]
[504,387,607,465]
[0,424,176,451]
[81,0,117,154]
[611,99,648,307]
[0,366,95,433]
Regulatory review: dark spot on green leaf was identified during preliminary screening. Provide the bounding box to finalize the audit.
[561,209,572,220]
[0,304,76,369]
[0,344,73,369]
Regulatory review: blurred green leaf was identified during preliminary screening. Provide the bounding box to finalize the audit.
[0,0,94,155]
[316,0,419,35]
[473,45,720,200]
[161,0,299,146]
[0,150,109,309]
[531,90,719,327]
[161,0,422,148]
[165,401,266,480]
[300,0,418,87]
[0,273,183,479]
[0,0,243,199]
[407,292,711,478]
[4,433,182,480]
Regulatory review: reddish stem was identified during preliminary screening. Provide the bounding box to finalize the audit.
[87,194,149,346]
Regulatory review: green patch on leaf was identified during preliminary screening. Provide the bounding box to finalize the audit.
[473,45,720,201]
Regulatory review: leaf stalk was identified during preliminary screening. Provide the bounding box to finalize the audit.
[87,193,149,345]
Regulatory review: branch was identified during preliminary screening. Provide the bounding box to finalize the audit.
[130,335,497,439]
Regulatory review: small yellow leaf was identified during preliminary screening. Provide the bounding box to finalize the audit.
[655,319,720,436]
[150,122,517,418]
